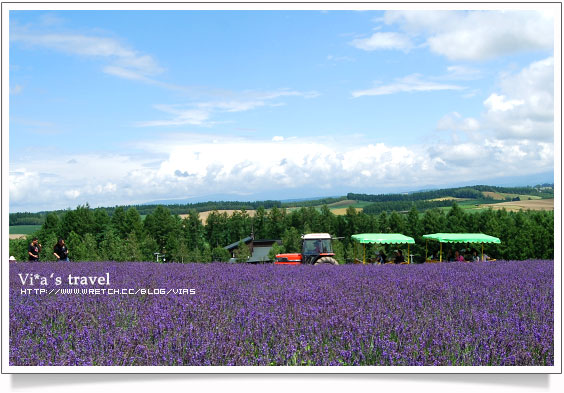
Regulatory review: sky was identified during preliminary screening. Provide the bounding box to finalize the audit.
[7,8,557,212]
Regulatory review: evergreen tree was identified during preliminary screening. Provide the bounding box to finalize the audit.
[211,246,231,262]
[81,233,100,261]
[38,212,59,240]
[100,229,126,261]
[93,209,111,243]
[282,227,302,253]
[268,243,284,260]
[332,239,345,264]
[123,231,143,261]
[266,206,286,238]
[66,231,86,261]
[234,241,251,262]
[388,211,405,233]
[447,202,466,232]
[253,206,268,239]
[183,209,205,250]
[206,210,229,247]
[124,208,144,239]
[111,206,128,238]
[319,205,335,234]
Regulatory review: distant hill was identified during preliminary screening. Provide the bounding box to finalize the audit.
[9,184,554,226]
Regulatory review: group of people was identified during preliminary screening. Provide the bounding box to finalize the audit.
[372,247,490,264]
[430,248,487,262]
[374,249,406,264]
[26,237,69,262]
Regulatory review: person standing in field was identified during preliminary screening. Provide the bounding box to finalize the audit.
[28,237,41,262]
[53,238,69,262]
[454,250,465,262]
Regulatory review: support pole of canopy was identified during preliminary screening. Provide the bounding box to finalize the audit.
[363,243,366,264]
[482,243,484,262]
[425,239,428,261]
[440,242,442,262]
[354,241,356,264]
[408,243,410,264]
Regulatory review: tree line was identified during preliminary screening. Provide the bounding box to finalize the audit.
[348,184,554,203]
[10,184,553,226]
[9,202,554,263]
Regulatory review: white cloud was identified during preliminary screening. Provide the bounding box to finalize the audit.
[483,57,554,140]
[11,31,163,80]
[137,106,212,127]
[137,89,319,127]
[434,57,554,143]
[64,189,81,199]
[437,112,480,132]
[362,11,553,60]
[444,65,482,80]
[9,134,553,212]
[349,32,413,52]
[352,74,464,97]
[484,94,524,112]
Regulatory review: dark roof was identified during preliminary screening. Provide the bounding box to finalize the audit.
[252,239,282,246]
[224,236,253,251]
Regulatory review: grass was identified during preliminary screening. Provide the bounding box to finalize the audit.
[482,191,543,200]
[9,225,41,235]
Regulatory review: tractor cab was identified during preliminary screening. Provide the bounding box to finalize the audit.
[275,233,339,265]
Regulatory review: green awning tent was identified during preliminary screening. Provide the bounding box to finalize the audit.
[351,233,416,244]
[351,233,415,264]
[422,233,501,262]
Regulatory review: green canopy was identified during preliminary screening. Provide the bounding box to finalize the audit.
[422,233,501,244]
[351,233,415,244]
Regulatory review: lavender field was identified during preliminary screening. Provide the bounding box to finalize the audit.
[9,260,553,366]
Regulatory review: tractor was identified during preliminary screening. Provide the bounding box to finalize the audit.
[274,233,339,265]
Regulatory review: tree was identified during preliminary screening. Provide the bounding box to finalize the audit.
[253,206,268,239]
[234,241,251,263]
[67,231,86,261]
[38,212,59,240]
[124,208,144,239]
[388,211,405,233]
[182,210,204,250]
[212,246,231,262]
[9,238,29,262]
[282,227,301,253]
[100,229,126,261]
[267,206,286,239]
[319,205,335,234]
[345,206,359,237]
[123,232,144,261]
[93,209,111,243]
[447,202,465,232]
[170,238,189,263]
[81,233,100,261]
[59,204,95,238]
[332,239,345,264]
[144,206,179,251]
[206,210,229,248]
[268,243,284,261]
[111,206,128,238]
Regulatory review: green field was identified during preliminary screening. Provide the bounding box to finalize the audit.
[9,225,41,235]
[327,200,373,210]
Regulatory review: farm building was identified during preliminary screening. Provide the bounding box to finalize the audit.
[224,235,282,263]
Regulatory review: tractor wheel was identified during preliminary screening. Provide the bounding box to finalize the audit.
[314,257,339,266]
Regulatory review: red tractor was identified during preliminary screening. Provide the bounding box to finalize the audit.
[274,233,339,265]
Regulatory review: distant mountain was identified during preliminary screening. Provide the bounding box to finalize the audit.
[144,193,343,205]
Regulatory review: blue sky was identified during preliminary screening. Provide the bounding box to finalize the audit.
[8,9,556,212]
